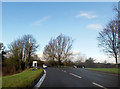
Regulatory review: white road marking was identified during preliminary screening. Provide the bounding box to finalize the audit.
[61,70,66,73]
[92,82,107,89]
[69,73,82,78]
[34,70,46,89]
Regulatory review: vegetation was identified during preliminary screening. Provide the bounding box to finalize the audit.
[87,68,120,74]
[43,34,73,66]
[8,34,39,69]
[0,42,5,51]
[2,34,39,76]
[97,7,119,64]
[83,57,96,68]
[0,42,6,62]
[85,57,95,64]
[2,68,43,88]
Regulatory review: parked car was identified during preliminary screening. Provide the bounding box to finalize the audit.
[77,64,85,68]
[73,65,77,68]
[42,64,47,69]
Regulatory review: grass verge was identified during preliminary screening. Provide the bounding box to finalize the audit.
[2,68,43,88]
[87,68,120,75]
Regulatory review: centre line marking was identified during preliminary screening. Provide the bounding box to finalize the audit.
[69,73,82,78]
[92,82,107,89]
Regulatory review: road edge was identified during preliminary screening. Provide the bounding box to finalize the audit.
[33,69,46,89]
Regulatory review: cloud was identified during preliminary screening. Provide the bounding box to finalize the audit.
[72,51,80,55]
[70,51,86,62]
[32,16,51,26]
[76,12,97,19]
[87,24,103,30]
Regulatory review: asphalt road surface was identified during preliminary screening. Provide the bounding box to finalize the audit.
[39,67,120,89]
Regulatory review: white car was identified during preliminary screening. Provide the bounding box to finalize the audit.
[73,65,77,68]
[43,64,47,69]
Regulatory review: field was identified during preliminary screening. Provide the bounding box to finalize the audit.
[2,68,43,88]
[87,68,120,75]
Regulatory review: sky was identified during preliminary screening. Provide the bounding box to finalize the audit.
[2,2,118,63]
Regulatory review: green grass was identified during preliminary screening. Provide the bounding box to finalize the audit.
[87,68,120,75]
[2,68,43,88]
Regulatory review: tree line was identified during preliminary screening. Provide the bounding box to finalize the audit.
[1,5,120,75]
[1,34,74,75]
[1,35,39,75]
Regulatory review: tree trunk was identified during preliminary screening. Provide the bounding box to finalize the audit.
[115,52,118,64]
[115,54,118,68]
[58,59,61,66]
[115,57,117,64]
[58,55,61,66]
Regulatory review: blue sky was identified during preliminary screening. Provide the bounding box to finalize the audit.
[2,2,117,63]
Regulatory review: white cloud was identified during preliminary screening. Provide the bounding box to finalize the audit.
[32,16,51,26]
[87,24,103,30]
[69,51,87,62]
[72,50,80,55]
[76,12,97,19]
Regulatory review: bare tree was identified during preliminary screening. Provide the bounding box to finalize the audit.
[55,34,73,65]
[115,3,120,62]
[0,42,5,53]
[43,34,73,66]
[43,38,56,61]
[9,40,20,58]
[0,42,5,62]
[22,35,39,68]
[97,20,119,64]
[23,35,39,61]
[0,42,3,51]
[104,60,107,64]
[8,34,39,69]
[8,39,23,70]
[113,4,120,63]
[85,57,95,64]
[118,3,120,63]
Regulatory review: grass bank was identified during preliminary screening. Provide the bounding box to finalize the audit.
[2,68,43,88]
[87,68,120,75]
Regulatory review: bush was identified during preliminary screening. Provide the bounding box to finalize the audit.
[2,57,18,76]
[2,57,26,76]
[37,60,43,66]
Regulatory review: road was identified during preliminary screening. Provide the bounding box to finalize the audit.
[39,67,120,89]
